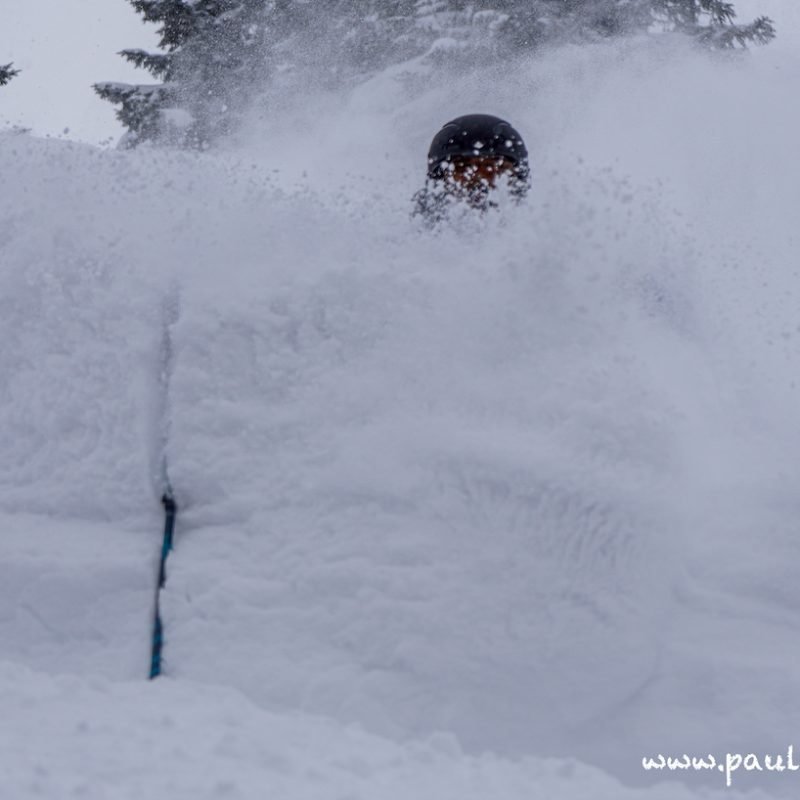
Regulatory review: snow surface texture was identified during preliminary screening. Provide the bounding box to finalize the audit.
[2,36,800,799]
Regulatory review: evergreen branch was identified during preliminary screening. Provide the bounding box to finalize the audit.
[694,15,775,47]
[129,0,199,50]
[121,49,173,78]
[698,0,736,25]
[0,62,20,86]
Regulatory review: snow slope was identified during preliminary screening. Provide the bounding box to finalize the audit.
[5,665,779,800]
[2,34,800,799]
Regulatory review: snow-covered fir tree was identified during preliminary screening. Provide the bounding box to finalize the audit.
[277,0,773,82]
[409,0,773,63]
[651,0,774,46]
[99,0,772,148]
[96,0,268,148]
[0,63,19,87]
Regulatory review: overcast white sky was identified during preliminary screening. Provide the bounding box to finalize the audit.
[1,0,797,145]
[0,0,157,144]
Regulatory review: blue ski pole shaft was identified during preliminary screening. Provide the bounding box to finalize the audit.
[150,491,177,679]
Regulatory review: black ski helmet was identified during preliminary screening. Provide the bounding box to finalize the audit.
[426,114,529,182]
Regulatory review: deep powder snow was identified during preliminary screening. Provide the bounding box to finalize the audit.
[2,34,800,799]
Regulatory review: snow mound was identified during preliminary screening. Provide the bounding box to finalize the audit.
[0,664,774,800]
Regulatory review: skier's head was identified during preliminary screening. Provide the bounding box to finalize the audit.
[426,114,530,202]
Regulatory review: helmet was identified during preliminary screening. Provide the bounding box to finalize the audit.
[426,114,529,182]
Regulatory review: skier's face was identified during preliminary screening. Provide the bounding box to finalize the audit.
[444,156,515,191]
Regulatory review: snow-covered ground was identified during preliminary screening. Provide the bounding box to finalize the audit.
[2,31,800,800]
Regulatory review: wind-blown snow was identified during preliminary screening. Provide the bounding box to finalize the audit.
[2,34,800,799]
